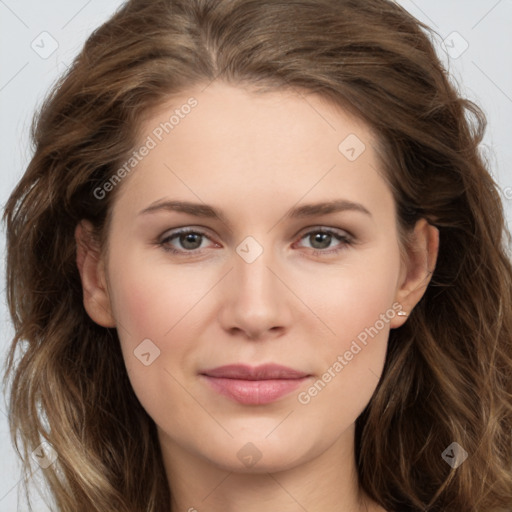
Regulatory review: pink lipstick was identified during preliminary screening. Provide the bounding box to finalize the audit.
[199,364,311,405]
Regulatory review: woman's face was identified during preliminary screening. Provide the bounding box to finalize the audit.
[78,82,435,474]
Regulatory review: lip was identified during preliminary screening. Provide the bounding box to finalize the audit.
[199,364,312,405]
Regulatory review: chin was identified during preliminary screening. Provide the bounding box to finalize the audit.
[197,433,316,474]
[207,448,307,474]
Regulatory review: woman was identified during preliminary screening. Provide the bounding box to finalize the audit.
[3,0,512,511]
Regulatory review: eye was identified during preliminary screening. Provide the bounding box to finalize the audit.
[158,228,216,254]
[295,228,353,255]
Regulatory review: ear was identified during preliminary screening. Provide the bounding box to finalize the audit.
[390,218,439,328]
[75,220,116,328]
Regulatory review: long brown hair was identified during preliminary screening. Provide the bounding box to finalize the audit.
[3,0,512,510]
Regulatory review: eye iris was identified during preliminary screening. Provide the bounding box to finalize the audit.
[180,233,202,250]
[310,232,332,249]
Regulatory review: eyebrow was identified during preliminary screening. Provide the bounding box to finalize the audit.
[138,198,372,226]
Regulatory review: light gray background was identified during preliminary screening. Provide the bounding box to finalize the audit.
[1,1,511,510]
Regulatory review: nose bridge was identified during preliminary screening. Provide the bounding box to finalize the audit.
[234,234,278,303]
[217,233,290,337]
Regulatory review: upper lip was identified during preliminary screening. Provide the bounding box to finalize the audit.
[200,364,310,380]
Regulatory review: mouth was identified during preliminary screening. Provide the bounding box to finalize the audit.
[199,364,312,405]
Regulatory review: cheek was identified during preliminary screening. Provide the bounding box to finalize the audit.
[105,253,194,394]
[295,241,401,347]
[292,241,401,414]
[108,249,211,342]
[106,256,205,421]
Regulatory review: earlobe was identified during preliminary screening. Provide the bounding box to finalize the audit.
[390,218,439,328]
[75,220,116,328]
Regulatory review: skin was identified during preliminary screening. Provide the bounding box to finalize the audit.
[76,81,438,512]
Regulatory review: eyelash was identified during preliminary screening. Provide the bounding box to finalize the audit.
[157,227,354,257]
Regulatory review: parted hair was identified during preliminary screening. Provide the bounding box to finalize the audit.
[3,0,512,510]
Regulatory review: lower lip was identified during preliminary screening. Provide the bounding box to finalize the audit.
[201,375,309,405]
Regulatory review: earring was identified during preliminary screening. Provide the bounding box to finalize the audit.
[397,311,408,317]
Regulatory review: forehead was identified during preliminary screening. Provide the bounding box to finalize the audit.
[109,81,393,224]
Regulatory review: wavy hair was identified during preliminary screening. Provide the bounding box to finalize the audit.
[3,0,512,510]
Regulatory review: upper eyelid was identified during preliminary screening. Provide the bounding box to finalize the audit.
[296,225,353,239]
[160,226,216,243]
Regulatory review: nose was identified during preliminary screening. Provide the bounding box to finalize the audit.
[216,243,294,341]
